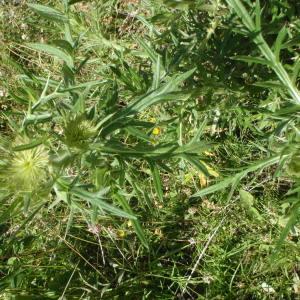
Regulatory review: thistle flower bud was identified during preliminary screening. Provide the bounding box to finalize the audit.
[63,115,97,150]
[0,137,49,193]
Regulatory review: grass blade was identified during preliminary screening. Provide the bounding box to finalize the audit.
[114,193,149,249]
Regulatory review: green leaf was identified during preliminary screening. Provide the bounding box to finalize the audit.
[192,156,281,198]
[102,69,195,135]
[274,26,287,62]
[27,43,74,69]
[276,202,300,250]
[189,118,207,144]
[52,39,74,55]
[137,37,162,66]
[149,162,164,202]
[23,113,52,127]
[126,127,152,142]
[27,3,68,23]
[114,193,149,249]
[254,80,285,89]
[0,198,21,224]
[13,139,45,152]
[255,0,261,31]
[71,187,136,220]
[152,55,163,90]
[180,154,210,177]
[292,58,300,84]
[192,177,235,198]
[233,55,272,66]
[226,0,256,31]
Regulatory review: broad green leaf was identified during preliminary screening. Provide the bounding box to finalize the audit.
[174,142,210,155]
[189,118,207,144]
[32,92,64,111]
[27,3,68,23]
[136,15,161,36]
[226,0,256,31]
[226,0,300,104]
[27,43,74,69]
[59,80,107,92]
[90,140,209,159]
[52,39,74,55]
[152,55,163,90]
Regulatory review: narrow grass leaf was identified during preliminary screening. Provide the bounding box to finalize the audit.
[149,162,164,202]
[233,55,272,66]
[114,193,149,249]
[71,187,136,220]
[274,26,287,62]
[13,139,45,152]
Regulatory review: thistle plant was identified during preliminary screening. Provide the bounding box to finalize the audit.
[0,1,212,249]
[2,1,300,298]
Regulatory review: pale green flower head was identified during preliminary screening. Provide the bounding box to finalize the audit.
[63,115,97,150]
[0,137,49,193]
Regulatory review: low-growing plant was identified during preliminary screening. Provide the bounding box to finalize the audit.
[1,0,300,299]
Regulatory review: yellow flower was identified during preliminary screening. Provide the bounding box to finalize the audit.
[200,160,219,178]
[199,173,208,187]
[204,151,215,157]
[152,127,161,135]
[117,229,126,238]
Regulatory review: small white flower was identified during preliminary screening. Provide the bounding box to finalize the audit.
[0,89,7,97]
[261,282,275,294]
[188,238,196,245]
[21,23,28,30]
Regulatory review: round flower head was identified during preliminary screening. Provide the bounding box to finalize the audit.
[152,127,161,135]
[63,115,97,150]
[1,137,49,193]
